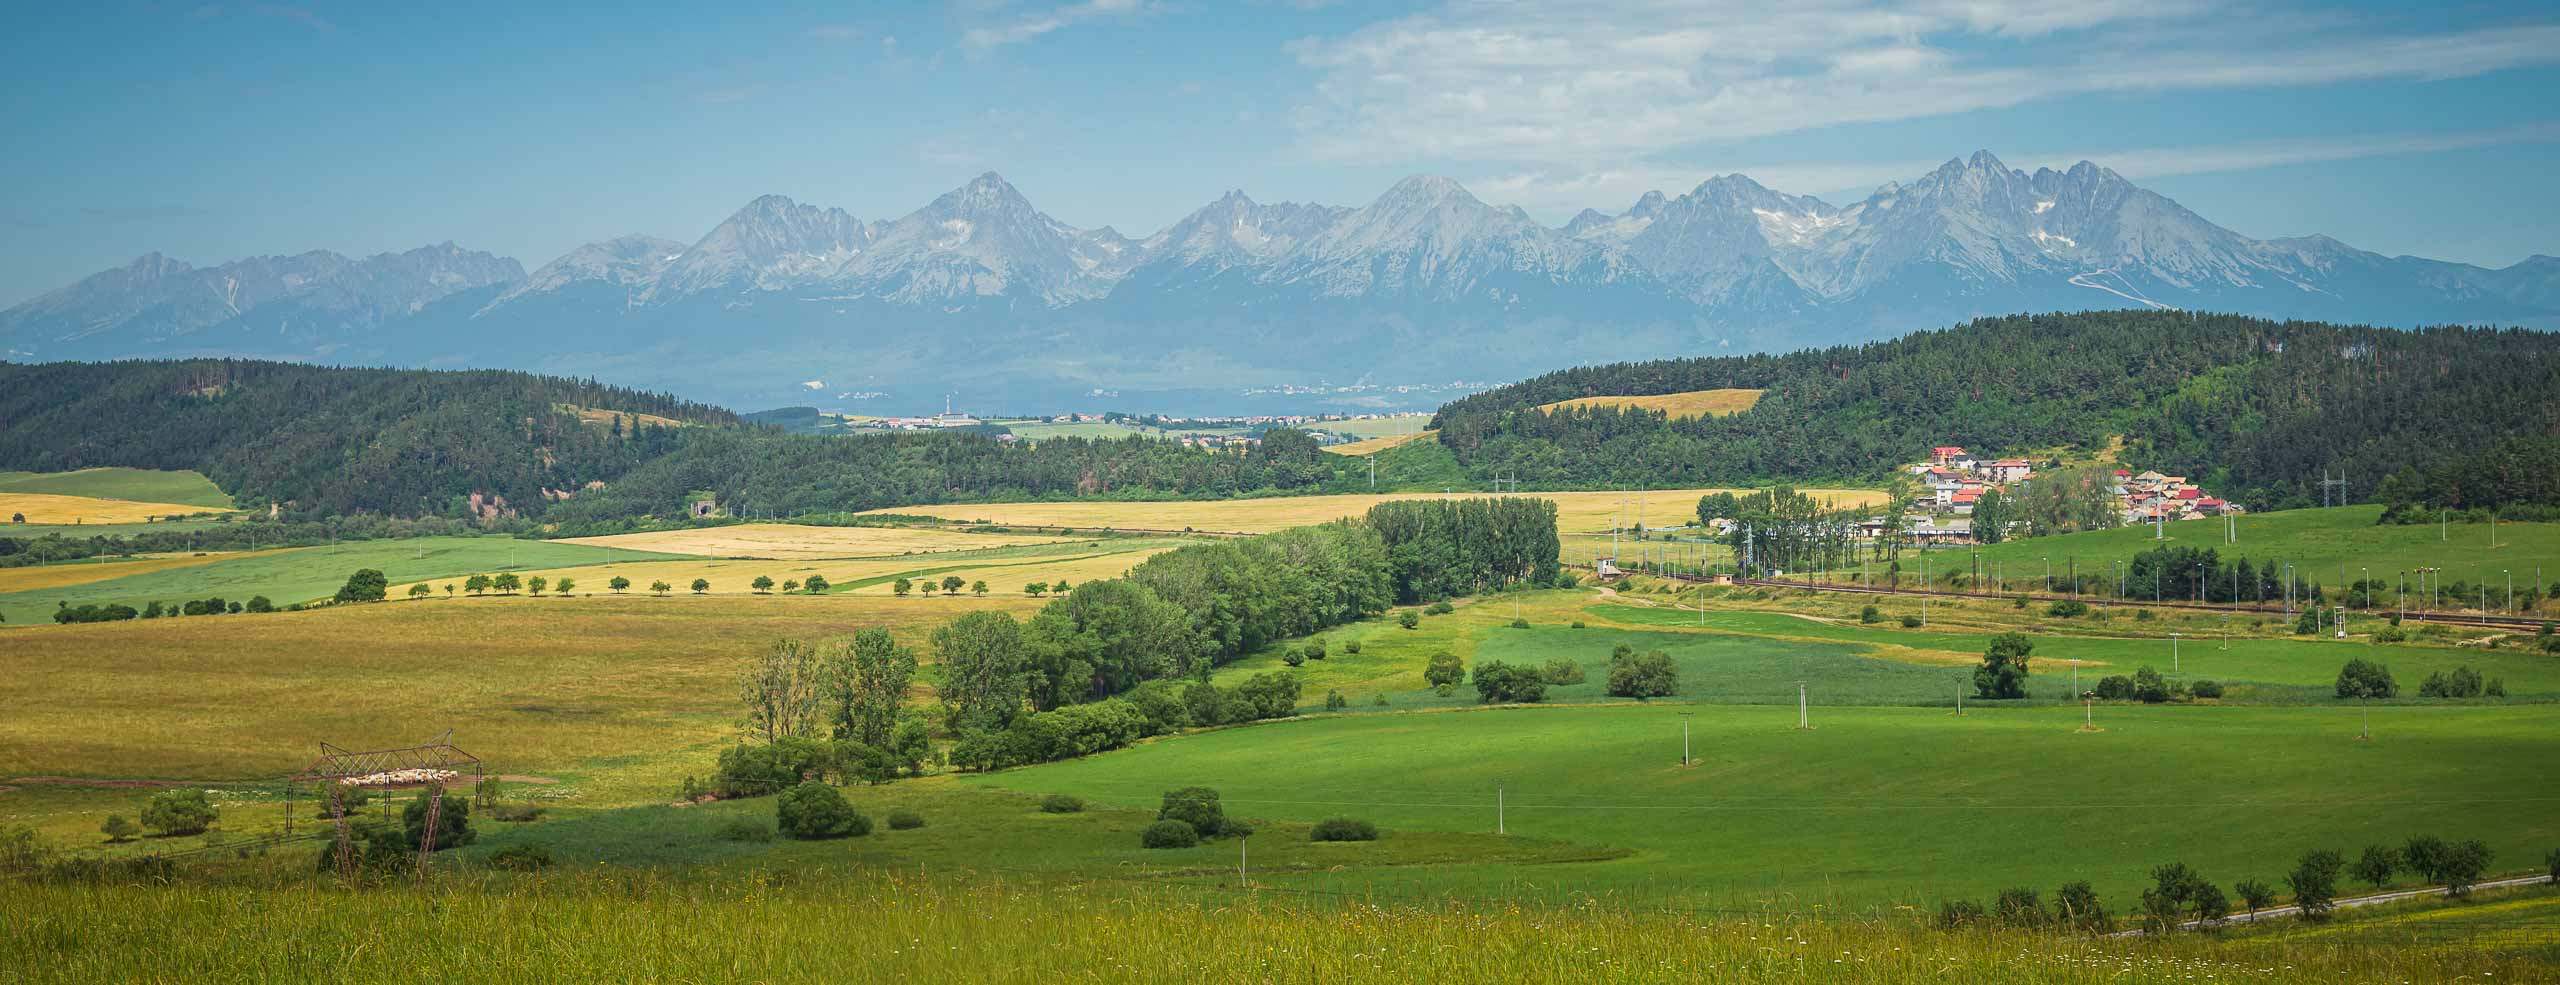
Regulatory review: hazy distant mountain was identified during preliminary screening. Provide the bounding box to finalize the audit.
[6,154,2554,411]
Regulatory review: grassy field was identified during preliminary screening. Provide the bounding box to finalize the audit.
[864,488,1887,535]
[0,468,234,509]
[1322,413,1434,439]
[0,551,282,595]
[0,537,692,625]
[13,868,2538,985]
[1537,388,1766,420]
[555,522,1081,559]
[1857,506,2560,606]
[386,539,1178,600]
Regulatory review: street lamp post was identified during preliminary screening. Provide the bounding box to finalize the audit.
[2169,631,2182,673]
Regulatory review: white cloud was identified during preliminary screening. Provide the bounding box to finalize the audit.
[1287,1,2560,166]
[962,0,1151,51]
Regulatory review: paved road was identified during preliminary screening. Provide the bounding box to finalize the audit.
[2113,874,2553,936]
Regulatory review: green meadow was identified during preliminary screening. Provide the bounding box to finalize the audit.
[0,467,234,509]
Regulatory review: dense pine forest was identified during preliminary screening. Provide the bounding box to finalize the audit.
[1429,311,2560,510]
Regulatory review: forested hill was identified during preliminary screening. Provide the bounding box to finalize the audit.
[1428,311,2560,510]
[0,360,1346,522]
[0,360,729,518]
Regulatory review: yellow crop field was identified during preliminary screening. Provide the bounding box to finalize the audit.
[388,542,1172,599]
[0,594,1040,781]
[842,549,1172,596]
[1537,388,1765,420]
[0,492,236,525]
[1322,430,1437,456]
[557,523,1079,559]
[860,488,1886,535]
[0,550,293,595]
[558,404,692,430]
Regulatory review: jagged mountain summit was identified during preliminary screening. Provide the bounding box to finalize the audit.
[5,156,2553,410]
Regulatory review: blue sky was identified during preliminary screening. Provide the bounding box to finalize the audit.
[5,0,2558,305]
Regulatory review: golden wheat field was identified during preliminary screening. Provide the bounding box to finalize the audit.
[861,487,1885,534]
[838,549,1173,596]
[1321,430,1437,456]
[1536,388,1766,420]
[0,493,235,525]
[386,541,1173,599]
[556,522,1080,559]
[0,594,1039,781]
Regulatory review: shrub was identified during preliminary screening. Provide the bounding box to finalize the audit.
[1038,794,1085,814]
[1282,649,1306,667]
[2188,679,2224,699]
[1900,614,1922,628]
[1993,887,2048,928]
[1142,819,1201,849]
[1373,694,1388,706]
[99,815,138,844]
[2486,678,2507,697]
[1569,620,1585,629]
[1310,818,1379,842]
[2011,595,2028,608]
[1425,601,1455,615]
[1540,658,1587,685]
[885,808,925,831]
[334,568,388,604]
[1303,640,1328,661]
[716,819,773,842]
[1606,649,1678,698]
[487,843,554,871]
[2336,659,2398,699]
[1471,661,1548,703]
[1859,605,1881,624]
[775,782,868,839]
[2047,599,2089,618]
[1342,639,1362,654]
[1397,611,1420,630]
[1324,690,1348,711]
[2051,880,2112,933]
[2287,849,2345,922]
[1158,787,1226,839]
[1423,651,1466,690]
[1936,898,1987,929]
[2234,879,2277,916]
[2134,608,2155,621]
[141,789,218,837]
[1508,617,1530,629]
[402,788,475,851]
[2130,665,2170,703]
[2093,675,2134,700]
[1971,633,2033,700]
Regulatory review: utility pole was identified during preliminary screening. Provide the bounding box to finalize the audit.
[1795,681,1812,730]
[1681,714,1693,766]
[1496,785,1506,835]
[1240,835,1249,886]
[2169,632,2182,673]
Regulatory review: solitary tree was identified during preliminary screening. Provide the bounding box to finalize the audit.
[609,576,631,594]
[442,584,455,598]
[334,568,389,604]
[893,577,913,597]
[1398,610,1421,630]
[972,580,989,597]
[99,814,139,843]
[752,575,775,594]
[555,577,575,595]
[803,574,831,594]
[2442,840,2494,896]
[1423,651,1466,693]
[2351,845,2399,890]
[493,573,521,594]
[2286,849,2345,922]
[465,574,492,596]
[1026,582,1049,598]
[941,575,966,595]
[739,639,827,743]
[527,575,548,596]
[406,583,433,599]
[650,580,672,597]
[691,578,710,595]
[782,579,800,595]
[2233,879,2277,917]
[140,789,218,837]
[825,628,919,748]
[1972,632,2034,699]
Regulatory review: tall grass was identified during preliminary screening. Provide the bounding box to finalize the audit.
[1,866,2542,983]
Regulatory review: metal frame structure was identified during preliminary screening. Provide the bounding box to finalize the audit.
[285,733,483,880]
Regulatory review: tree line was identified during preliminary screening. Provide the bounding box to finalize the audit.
[2376,435,2560,524]
[1429,312,2560,510]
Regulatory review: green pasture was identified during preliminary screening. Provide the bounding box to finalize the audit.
[976,701,2560,910]
[0,536,694,624]
[0,467,234,509]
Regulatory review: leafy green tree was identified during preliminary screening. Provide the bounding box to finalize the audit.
[1971,487,2009,544]
[1471,661,1548,703]
[691,578,709,595]
[2286,849,2345,922]
[739,639,827,743]
[334,568,388,603]
[1021,579,1196,708]
[1972,632,2033,699]
[2351,845,2399,890]
[2441,840,2494,896]
[493,573,521,594]
[941,575,966,595]
[972,580,988,597]
[802,574,829,594]
[2051,880,2112,933]
[1026,582,1048,597]
[441,584,454,598]
[650,580,671,596]
[893,578,913,597]
[527,575,548,596]
[464,574,491,595]
[99,814,139,843]
[1606,648,1678,698]
[140,789,218,836]
[2233,879,2277,917]
[1423,651,1466,692]
[782,579,800,594]
[402,786,475,851]
[1398,610,1420,630]
[935,611,1028,733]
[2402,835,2450,882]
[407,583,432,599]
[554,577,574,595]
[2131,665,2171,703]
[249,594,275,611]
[609,576,630,594]
[1157,787,1226,839]
[751,575,775,594]
[824,628,918,748]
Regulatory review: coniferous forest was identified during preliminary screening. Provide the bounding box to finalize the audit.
[1430,311,2560,510]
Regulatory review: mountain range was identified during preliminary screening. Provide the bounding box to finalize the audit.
[6,152,2554,412]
